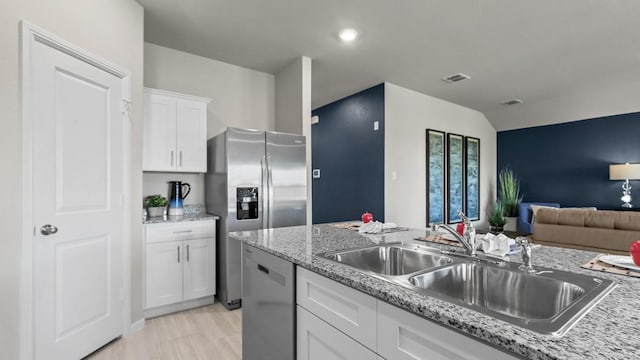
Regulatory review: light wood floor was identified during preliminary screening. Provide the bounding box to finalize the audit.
[86,302,242,360]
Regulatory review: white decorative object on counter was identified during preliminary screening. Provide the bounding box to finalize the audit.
[144,219,216,317]
[142,88,210,173]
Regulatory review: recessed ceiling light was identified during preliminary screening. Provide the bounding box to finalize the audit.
[339,28,358,42]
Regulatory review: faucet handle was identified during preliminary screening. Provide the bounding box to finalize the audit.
[515,236,530,247]
[457,210,469,223]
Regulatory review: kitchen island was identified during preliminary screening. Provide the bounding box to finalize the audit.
[230,224,639,360]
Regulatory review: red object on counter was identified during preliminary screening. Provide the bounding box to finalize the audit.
[361,211,374,224]
[456,223,465,236]
[630,241,640,267]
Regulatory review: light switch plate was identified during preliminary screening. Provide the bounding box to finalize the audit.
[312,169,320,179]
[374,121,379,131]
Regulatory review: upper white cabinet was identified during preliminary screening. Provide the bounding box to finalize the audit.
[143,88,210,172]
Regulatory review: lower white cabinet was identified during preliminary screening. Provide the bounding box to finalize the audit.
[146,241,183,308]
[297,306,378,360]
[377,301,518,360]
[295,265,520,360]
[297,267,377,350]
[145,220,215,316]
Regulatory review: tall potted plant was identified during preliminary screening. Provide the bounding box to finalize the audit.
[499,168,522,231]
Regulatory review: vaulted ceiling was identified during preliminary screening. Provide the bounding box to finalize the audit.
[138,0,640,130]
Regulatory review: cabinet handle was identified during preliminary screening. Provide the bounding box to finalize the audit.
[187,244,190,262]
[172,230,192,234]
[179,151,183,167]
[171,150,174,167]
[177,245,180,263]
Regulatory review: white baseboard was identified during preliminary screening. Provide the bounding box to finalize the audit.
[144,296,215,319]
[129,318,145,335]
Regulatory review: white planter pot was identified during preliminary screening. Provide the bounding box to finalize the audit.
[504,216,517,232]
[147,206,165,217]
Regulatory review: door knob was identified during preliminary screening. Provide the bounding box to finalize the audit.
[40,224,58,235]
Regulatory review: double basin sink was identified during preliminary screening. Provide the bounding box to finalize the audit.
[320,243,616,336]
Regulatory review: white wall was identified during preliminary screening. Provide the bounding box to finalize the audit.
[143,173,204,206]
[0,0,144,358]
[143,43,277,205]
[384,83,497,229]
[144,42,275,138]
[274,56,313,224]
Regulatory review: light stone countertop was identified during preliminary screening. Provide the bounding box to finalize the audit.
[230,224,640,360]
[143,213,218,224]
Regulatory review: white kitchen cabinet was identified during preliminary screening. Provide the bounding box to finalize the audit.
[143,88,210,173]
[183,238,215,301]
[145,220,216,317]
[296,267,377,350]
[377,301,518,360]
[146,241,183,308]
[297,306,378,360]
[295,265,520,360]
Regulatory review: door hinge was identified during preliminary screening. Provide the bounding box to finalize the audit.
[121,99,132,116]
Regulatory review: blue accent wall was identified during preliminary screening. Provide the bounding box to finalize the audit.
[311,84,385,224]
[497,112,640,208]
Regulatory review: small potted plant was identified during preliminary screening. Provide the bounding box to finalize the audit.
[144,194,167,217]
[488,202,507,234]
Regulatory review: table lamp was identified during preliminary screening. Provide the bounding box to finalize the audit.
[609,163,640,208]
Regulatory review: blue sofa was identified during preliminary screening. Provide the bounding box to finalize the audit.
[517,202,560,234]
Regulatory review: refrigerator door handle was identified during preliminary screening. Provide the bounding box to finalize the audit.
[266,155,274,229]
[261,156,268,229]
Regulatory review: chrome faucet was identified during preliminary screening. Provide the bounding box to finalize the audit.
[516,237,535,273]
[435,210,477,256]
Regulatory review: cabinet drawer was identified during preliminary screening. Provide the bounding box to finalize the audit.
[377,301,518,360]
[145,220,215,243]
[297,306,378,360]
[296,267,377,351]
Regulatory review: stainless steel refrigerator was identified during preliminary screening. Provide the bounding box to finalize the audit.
[206,127,307,310]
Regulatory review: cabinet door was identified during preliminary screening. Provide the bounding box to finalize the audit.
[143,92,177,171]
[176,98,207,172]
[377,301,518,360]
[146,241,182,309]
[183,238,215,301]
[297,268,377,350]
[297,306,378,360]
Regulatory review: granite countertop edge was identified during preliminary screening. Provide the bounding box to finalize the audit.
[230,224,640,360]
[143,213,219,224]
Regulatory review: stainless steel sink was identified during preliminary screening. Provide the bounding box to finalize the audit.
[320,242,616,337]
[321,243,453,277]
[409,261,616,336]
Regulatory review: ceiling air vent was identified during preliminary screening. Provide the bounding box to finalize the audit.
[501,98,524,106]
[441,73,470,84]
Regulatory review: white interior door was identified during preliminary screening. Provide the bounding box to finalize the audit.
[30,34,125,359]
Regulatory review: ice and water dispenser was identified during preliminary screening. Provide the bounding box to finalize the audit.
[237,187,259,220]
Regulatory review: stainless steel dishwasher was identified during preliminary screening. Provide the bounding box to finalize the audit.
[242,243,295,360]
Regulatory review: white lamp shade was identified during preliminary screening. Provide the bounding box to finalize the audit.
[609,163,640,180]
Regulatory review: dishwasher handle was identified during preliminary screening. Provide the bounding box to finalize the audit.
[257,264,269,274]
